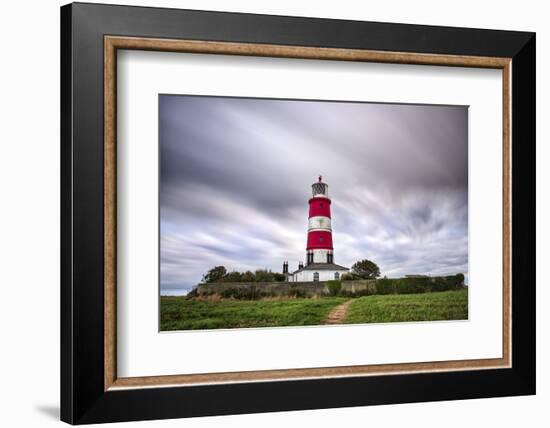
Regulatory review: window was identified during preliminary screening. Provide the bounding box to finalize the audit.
[313,272,319,282]
[334,272,340,280]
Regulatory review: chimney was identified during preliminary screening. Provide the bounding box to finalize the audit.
[298,261,304,270]
[283,261,288,274]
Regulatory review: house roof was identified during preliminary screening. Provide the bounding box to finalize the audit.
[291,263,349,274]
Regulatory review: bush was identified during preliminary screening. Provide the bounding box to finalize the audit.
[431,277,448,292]
[203,266,227,283]
[450,273,465,288]
[372,275,464,296]
[254,269,275,282]
[326,280,342,296]
[218,271,243,282]
[205,266,289,283]
[185,288,199,299]
[241,271,256,282]
[431,274,465,292]
[272,272,287,282]
[375,278,395,294]
[395,277,431,294]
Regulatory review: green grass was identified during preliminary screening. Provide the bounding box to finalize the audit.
[160,289,468,331]
[160,297,348,331]
[344,289,468,324]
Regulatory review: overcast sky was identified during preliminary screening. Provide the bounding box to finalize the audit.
[159,95,468,295]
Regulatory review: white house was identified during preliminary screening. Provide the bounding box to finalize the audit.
[288,262,349,282]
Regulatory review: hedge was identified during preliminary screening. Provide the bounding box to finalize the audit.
[375,274,464,295]
[326,280,342,296]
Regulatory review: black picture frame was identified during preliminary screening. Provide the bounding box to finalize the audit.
[61,2,535,424]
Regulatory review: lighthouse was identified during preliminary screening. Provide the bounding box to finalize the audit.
[307,175,334,265]
[286,176,349,282]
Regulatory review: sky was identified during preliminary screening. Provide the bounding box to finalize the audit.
[159,95,468,295]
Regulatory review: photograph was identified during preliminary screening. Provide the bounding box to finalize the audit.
[159,95,469,331]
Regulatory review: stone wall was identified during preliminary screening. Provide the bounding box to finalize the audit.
[196,281,329,297]
[196,280,377,297]
[341,280,377,294]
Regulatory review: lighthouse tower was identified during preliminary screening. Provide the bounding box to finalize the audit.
[307,175,334,265]
[286,176,349,282]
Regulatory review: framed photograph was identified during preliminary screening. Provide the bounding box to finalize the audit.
[61,2,535,424]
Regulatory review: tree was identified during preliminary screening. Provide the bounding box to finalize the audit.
[341,272,360,281]
[220,271,243,282]
[351,259,381,279]
[272,272,286,282]
[202,266,227,283]
[241,271,256,282]
[254,269,275,282]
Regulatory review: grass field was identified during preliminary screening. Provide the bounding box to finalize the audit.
[345,289,468,324]
[160,296,347,331]
[160,289,468,331]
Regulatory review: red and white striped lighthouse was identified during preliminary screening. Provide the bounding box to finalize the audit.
[306,175,335,265]
[285,176,349,282]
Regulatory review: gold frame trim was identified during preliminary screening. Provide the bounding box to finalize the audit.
[104,36,512,391]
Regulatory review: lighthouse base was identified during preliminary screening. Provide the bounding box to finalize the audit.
[288,263,349,283]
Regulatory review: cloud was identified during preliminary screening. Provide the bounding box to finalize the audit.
[159,95,468,292]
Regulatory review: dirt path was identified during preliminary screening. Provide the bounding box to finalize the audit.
[325,299,353,324]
